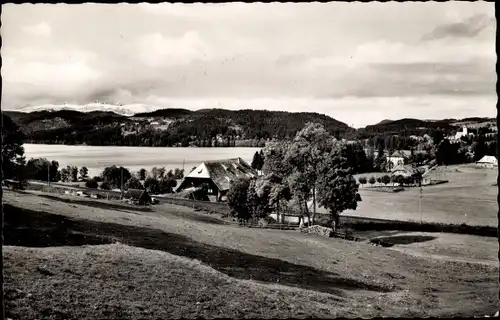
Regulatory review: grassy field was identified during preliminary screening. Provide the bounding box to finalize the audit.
[346,164,497,226]
[353,230,498,266]
[3,189,499,318]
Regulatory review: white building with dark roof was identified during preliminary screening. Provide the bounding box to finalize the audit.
[476,155,498,168]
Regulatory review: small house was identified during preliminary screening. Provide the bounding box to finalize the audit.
[124,189,151,205]
[476,155,498,168]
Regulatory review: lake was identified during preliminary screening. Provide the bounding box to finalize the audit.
[23,144,262,178]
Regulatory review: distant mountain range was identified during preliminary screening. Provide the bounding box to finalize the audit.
[3,104,495,147]
[2,106,351,147]
[18,103,160,117]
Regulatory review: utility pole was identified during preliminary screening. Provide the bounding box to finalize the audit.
[419,185,423,224]
[121,168,124,199]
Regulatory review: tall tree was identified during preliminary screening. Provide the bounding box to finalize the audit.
[138,168,147,181]
[284,122,332,225]
[251,151,260,170]
[79,166,89,180]
[316,144,361,230]
[101,165,132,189]
[125,177,143,190]
[25,158,59,182]
[227,178,252,222]
[144,177,160,194]
[60,167,70,182]
[472,136,488,161]
[374,144,386,172]
[1,114,26,181]
[173,168,184,179]
[70,166,79,182]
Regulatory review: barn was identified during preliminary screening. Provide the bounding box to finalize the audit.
[176,157,258,202]
[476,155,498,168]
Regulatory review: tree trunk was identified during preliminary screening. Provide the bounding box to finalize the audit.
[312,187,317,225]
[333,212,340,232]
[303,200,311,227]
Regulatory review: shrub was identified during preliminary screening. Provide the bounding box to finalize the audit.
[85,179,98,189]
[368,176,376,185]
[125,177,143,190]
[381,175,391,185]
[100,180,111,190]
[226,178,252,222]
[358,176,367,185]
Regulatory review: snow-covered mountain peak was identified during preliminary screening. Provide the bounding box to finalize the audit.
[18,103,164,116]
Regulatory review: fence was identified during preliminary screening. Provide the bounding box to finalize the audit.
[24,182,123,201]
[160,196,232,215]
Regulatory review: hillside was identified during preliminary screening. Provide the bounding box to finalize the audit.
[3,189,498,318]
[2,105,495,147]
[3,108,351,147]
[356,117,496,139]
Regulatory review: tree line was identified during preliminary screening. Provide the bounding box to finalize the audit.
[1,115,188,195]
[227,122,362,230]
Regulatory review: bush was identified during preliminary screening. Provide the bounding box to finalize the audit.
[381,175,391,185]
[358,176,367,185]
[226,178,252,222]
[85,179,98,189]
[368,176,376,185]
[100,180,111,190]
[125,177,143,190]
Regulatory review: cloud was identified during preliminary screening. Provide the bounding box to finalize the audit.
[2,46,101,106]
[1,2,496,125]
[136,31,211,67]
[22,22,52,36]
[422,13,495,41]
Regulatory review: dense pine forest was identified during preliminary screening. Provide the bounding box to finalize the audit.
[2,108,495,149]
[3,109,353,147]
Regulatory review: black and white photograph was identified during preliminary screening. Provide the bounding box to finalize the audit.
[1,1,498,318]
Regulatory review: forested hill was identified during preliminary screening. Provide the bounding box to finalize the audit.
[2,108,352,147]
[355,117,496,139]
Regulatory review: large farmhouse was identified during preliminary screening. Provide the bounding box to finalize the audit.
[176,157,258,202]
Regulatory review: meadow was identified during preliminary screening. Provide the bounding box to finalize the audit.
[345,164,497,226]
[3,189,498,318]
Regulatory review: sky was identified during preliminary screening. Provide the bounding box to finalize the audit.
[1,2,496,128]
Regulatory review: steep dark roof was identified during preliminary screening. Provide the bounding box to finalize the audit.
[204,158,257,191]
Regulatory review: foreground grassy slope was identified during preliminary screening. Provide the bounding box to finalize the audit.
[5,244,368,319]
[3,189,499,318]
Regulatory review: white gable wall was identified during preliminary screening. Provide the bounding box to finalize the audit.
[187,163,211,178]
